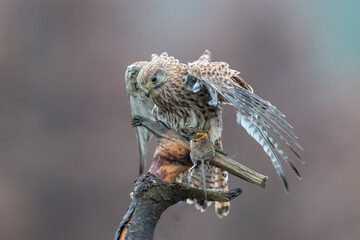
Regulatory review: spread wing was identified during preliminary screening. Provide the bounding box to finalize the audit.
[187,50,303,191]
[125,62,155,175]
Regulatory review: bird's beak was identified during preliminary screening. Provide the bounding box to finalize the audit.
[144,88,151,97]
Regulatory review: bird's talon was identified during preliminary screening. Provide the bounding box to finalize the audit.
[194,132,208,142]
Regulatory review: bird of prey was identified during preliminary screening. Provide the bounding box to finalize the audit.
[125,50,302,218]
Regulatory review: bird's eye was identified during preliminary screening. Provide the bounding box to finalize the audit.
[150,76,157,83]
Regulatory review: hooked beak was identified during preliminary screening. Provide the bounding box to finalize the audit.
[143,88,151,97]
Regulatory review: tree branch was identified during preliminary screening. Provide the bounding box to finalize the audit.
[115,116,268,240]
[132,115,268,187]
[114,173,242,240]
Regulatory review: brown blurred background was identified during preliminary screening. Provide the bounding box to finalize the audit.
[1,0,359,239]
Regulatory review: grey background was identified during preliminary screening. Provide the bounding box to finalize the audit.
[1,0,359,239]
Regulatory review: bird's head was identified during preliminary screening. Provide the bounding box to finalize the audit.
[137,66,168,98]
[137,53,179,98]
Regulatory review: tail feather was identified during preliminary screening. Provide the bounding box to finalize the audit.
[215,169,230,218]
[175,132,230,218]
[184,165,215,211]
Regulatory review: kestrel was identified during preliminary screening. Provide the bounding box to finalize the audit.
[125,50,302,218]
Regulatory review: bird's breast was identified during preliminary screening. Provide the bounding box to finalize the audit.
[152,79,221,135]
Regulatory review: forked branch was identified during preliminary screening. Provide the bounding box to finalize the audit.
[115,116,268,240]
[114,174,242,240]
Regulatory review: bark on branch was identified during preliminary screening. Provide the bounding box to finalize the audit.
[114,173,242,240]
[115,116,268,240]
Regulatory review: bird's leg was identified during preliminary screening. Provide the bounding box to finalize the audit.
[189,132,216,199]
[194,132,208,142]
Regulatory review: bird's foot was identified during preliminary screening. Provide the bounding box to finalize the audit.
[194,132,208,142]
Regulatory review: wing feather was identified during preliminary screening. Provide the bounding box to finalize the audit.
[125,62,155,175]
[238,113,288,191]
[187,53,302,189]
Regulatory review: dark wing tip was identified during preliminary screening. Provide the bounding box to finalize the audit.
[289,147,305,164]
[139,157,145,176]
[293,167,302,180]
[131,115,144,127]
[282,176,289,193]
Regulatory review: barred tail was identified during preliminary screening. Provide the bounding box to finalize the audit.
[215,168,230,218]
[186,165,215,211]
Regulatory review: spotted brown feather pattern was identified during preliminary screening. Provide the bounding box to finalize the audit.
[135,52,229,216]
[188,50,302,191]
[138,53,222,136]
[213,135,230,218]
[126,50,302,218]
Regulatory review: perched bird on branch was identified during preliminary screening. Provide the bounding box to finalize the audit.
[125,50,302,218]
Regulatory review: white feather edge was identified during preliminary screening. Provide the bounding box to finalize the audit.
[125,64,155,175]
[237,112,288,190]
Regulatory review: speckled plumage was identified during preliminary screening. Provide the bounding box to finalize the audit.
[125,50,302,218]
[137,53,222,138]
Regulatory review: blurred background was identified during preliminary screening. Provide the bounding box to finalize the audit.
[1,0,359,239]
